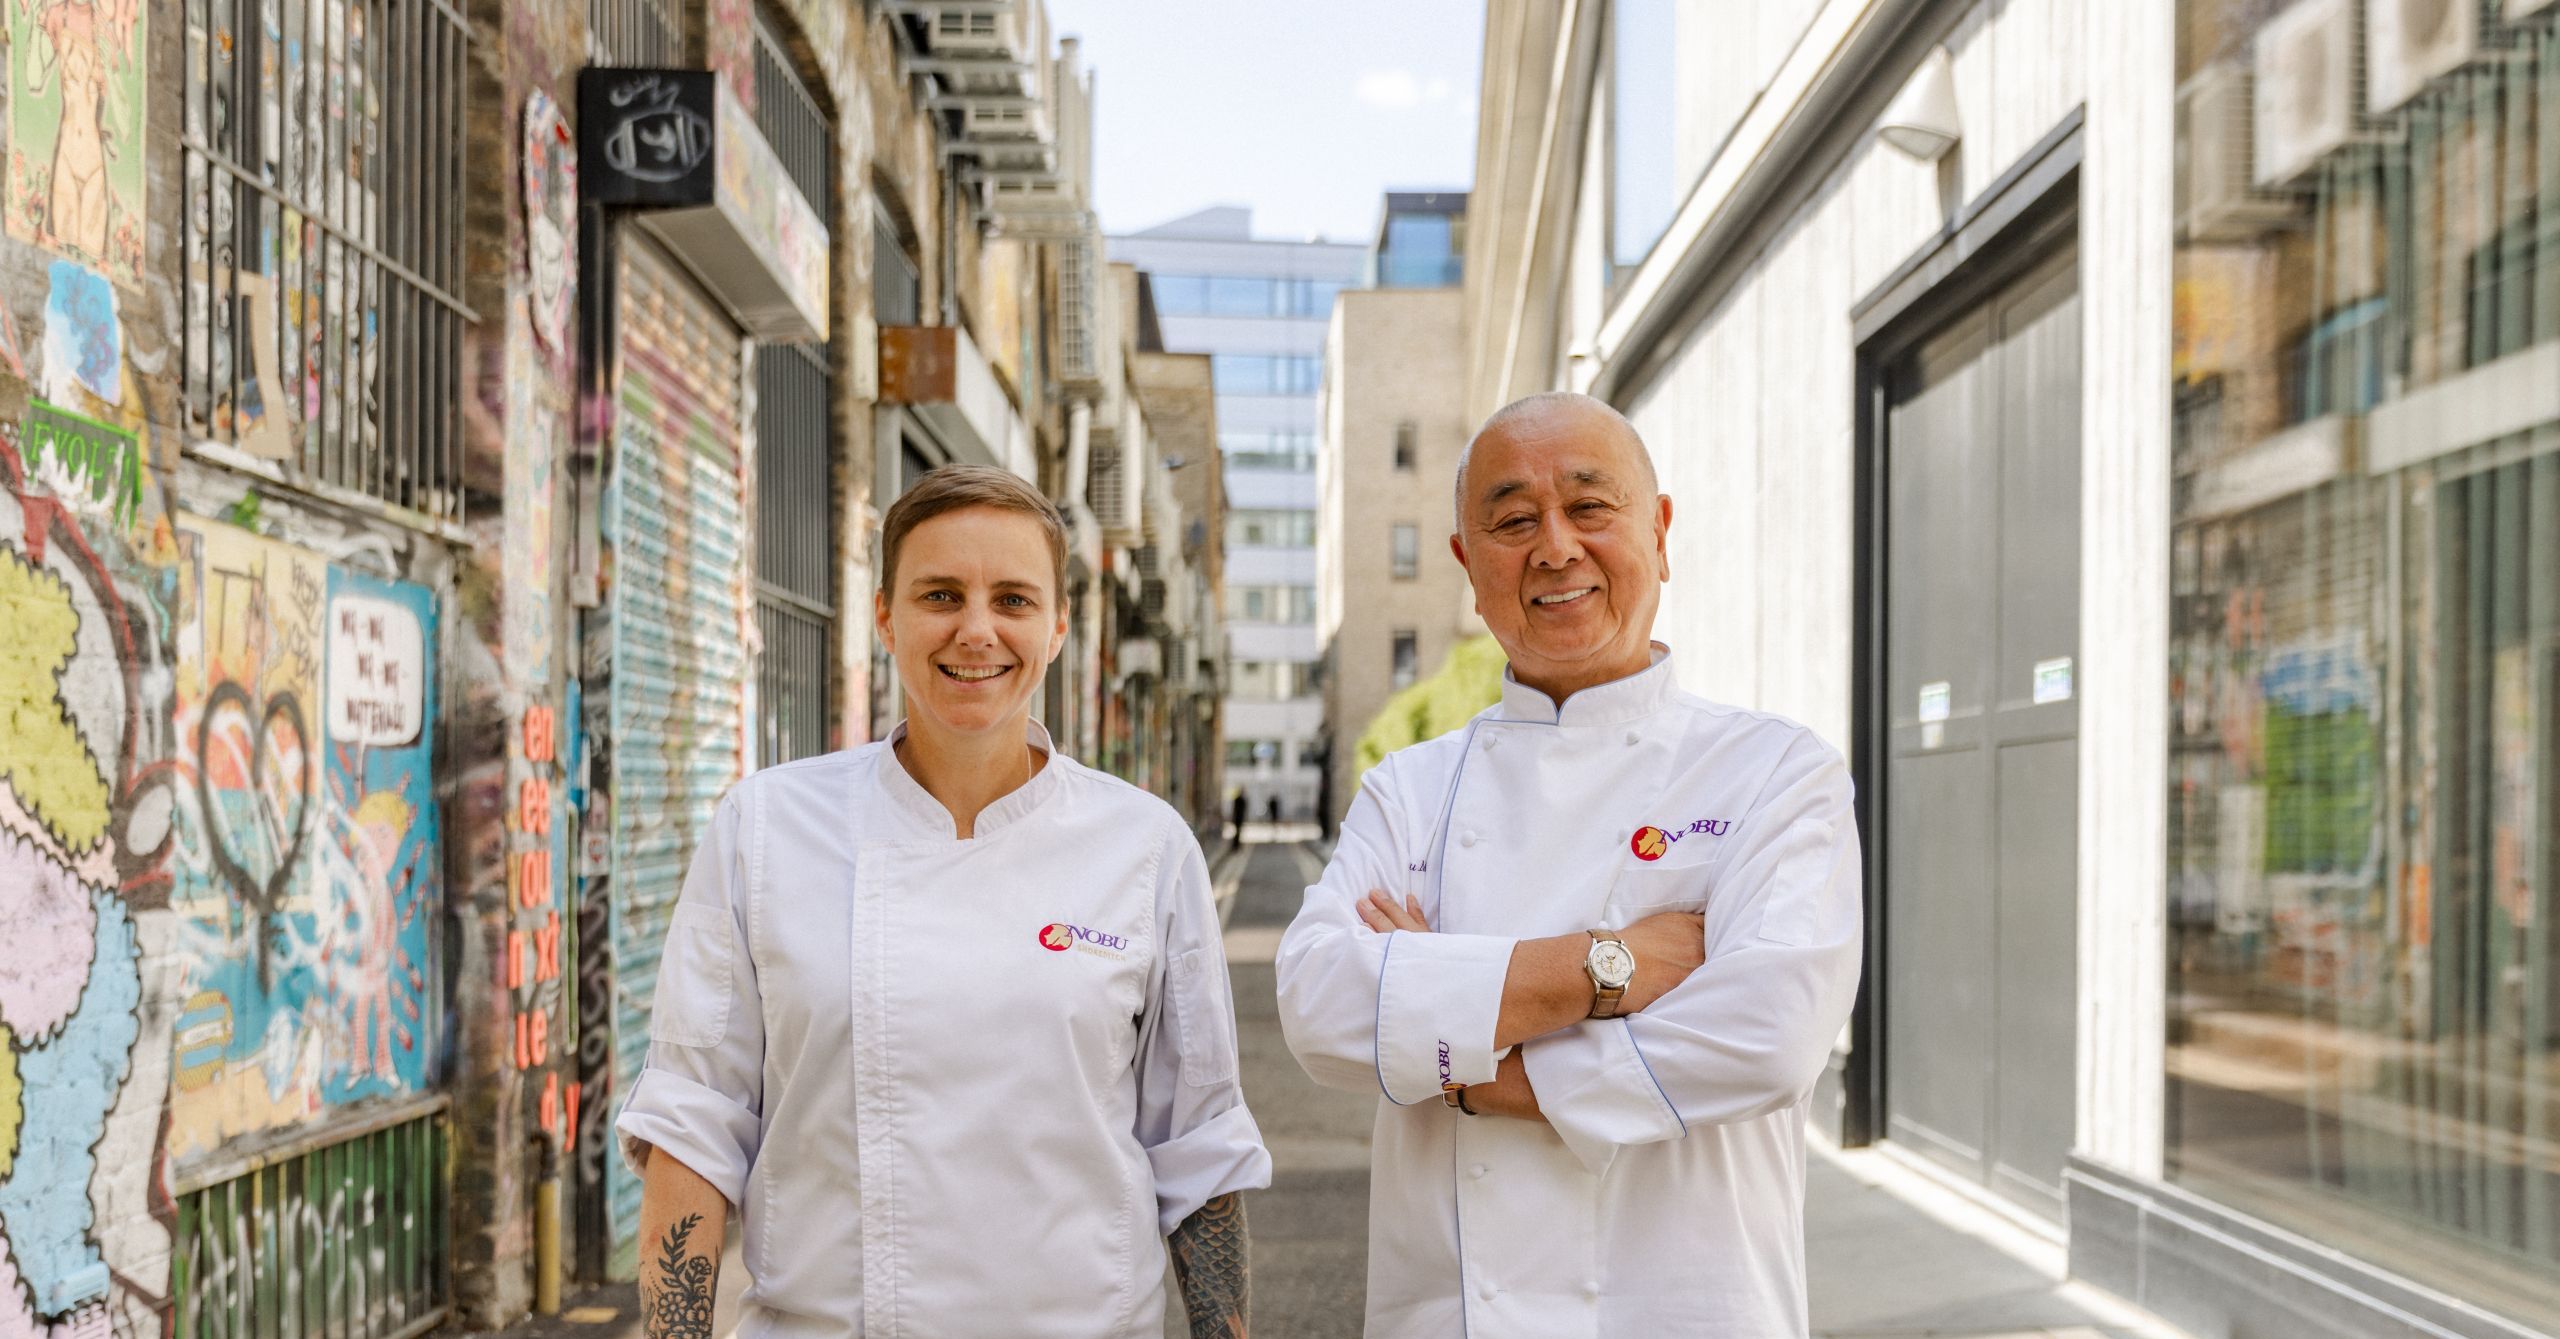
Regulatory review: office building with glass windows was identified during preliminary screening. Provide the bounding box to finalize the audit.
[1469,0,2560,1334]
[1111,208,1368,820]
[1319,192,1477,829]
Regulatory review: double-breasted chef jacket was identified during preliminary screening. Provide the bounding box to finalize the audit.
[1275,647,1863,1338]
[616,722,1272,1339]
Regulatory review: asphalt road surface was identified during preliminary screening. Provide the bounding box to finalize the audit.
[1180,837,1371,1337]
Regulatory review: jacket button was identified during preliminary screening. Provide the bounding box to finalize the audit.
[1584,1280,1602,1298]
[1625,730,1640,745]
[1469,1163,1487,1179]
[1460,830,1478,848]
[1477,1279,1496,1301]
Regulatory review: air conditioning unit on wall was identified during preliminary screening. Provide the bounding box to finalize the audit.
[2256,0,2362,187]
[2367,0,2493,113]
[2179,62,2302,242]
[2510,0,2560,20]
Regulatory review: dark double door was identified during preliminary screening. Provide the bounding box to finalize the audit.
[1880,245,2082,1220]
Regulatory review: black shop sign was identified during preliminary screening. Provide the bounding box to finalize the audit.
[581,68,716,207]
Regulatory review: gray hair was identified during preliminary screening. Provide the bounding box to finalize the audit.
[1453,391,1658,530]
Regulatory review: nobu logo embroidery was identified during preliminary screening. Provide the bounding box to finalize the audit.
[1631,818,1732,861]
[1038,922,1129,958]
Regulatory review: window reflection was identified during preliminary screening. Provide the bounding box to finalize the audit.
[2169,4,2560,1325]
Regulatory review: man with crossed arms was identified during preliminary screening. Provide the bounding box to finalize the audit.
[1276,392,1864,1336]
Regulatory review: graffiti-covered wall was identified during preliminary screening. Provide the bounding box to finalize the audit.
[0,0,466,1320]
[2,400,456,1339]
[165,518,442,1158]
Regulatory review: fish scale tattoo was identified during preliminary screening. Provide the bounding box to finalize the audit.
[644,1213,717,1339]
[1168,1192,1249,1339]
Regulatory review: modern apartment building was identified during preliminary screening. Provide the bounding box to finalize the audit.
[1319,193,1477,821]
[1112,208,1367,820]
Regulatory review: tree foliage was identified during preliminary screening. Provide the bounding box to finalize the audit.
[1352,635,1508,784]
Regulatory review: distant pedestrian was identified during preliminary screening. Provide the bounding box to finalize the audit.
[1276,393,1862,1336]
[620,466,1269,1337]
[1265,793,1281,826]
[1231,788,1249,842]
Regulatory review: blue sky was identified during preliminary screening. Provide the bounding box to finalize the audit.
[1042,1,1484,243]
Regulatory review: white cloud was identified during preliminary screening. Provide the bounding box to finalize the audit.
[1355,68,1425,108]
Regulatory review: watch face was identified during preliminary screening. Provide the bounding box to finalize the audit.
[1590,940,1635,989]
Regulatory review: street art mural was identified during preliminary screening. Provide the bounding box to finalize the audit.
[166,516,443,1160]
[6,0,146,285]
[0,392,175,1339]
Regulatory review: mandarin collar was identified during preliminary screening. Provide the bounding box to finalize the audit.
[877,718,1064,839]
[1495,643,1680,728]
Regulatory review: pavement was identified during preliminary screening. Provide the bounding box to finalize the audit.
[491,835,2189,1339]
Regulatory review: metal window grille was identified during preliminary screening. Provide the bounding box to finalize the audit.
[171,1101,450,1339]
[182,0,473,526]
[754,342,834,766]
[752,7,830,210]
[588,0,682,64]
[751,5,835,766]
[875,207,922,325]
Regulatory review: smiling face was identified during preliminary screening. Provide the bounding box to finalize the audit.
[1451,396,1671,703]
[876,504,1069,745]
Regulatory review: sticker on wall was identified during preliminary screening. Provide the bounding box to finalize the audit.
[21,399,141,529]
[184,268,294,458]
[2033,656,2074,705]
[40,261,121,408]
[325,592,426,746]
[523,89,578,361]
[7,0,147,285]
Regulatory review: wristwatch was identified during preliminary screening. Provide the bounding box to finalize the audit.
[1585,930,1635,1019]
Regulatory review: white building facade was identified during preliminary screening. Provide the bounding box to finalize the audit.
[1472,0,2559,1335]
[1111,209,1367,820]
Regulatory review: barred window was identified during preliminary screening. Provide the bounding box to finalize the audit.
[589,0,682,65]
[182,0,472,525]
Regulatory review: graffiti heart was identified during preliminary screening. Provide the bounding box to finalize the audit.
[193,678,314,925]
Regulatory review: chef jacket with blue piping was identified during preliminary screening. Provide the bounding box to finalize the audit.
[1275,647,1862,1338]
[616,721,1272,1339]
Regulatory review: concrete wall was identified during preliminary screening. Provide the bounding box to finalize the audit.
[1613,0,2087,739]
[1319,288,1474,814]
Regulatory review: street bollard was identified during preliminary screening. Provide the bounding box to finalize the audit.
[535,1133,563,1314]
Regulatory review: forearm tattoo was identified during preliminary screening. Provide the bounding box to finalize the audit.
[1168,1193,1250,1339]
[643,1212,717,1339]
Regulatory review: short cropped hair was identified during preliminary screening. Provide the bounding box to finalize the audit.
[878,465,1070,598]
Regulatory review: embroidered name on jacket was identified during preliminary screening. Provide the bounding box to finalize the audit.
[1630,818,1734,861]
[1038,922,1131,959]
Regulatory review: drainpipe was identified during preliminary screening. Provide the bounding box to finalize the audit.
[1064,398,1092,506]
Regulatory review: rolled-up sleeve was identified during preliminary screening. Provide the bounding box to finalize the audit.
[615,791,766,1207]
[1134,811,1273,1236]
[1275,759,1514,1107]
[1522,740,1863,1175]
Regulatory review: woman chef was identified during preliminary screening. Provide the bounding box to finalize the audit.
[616,466,1271,1339]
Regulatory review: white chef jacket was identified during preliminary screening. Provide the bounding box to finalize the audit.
[1275,647,1862,1338]
[616,722,1271,1339]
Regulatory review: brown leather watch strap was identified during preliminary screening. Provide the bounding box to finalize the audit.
[1587,929,1630,1020]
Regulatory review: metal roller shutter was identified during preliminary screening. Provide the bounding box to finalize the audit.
[603,235,749,1260]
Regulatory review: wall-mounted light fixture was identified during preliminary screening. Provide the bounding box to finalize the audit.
[1878,47,1961,162]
